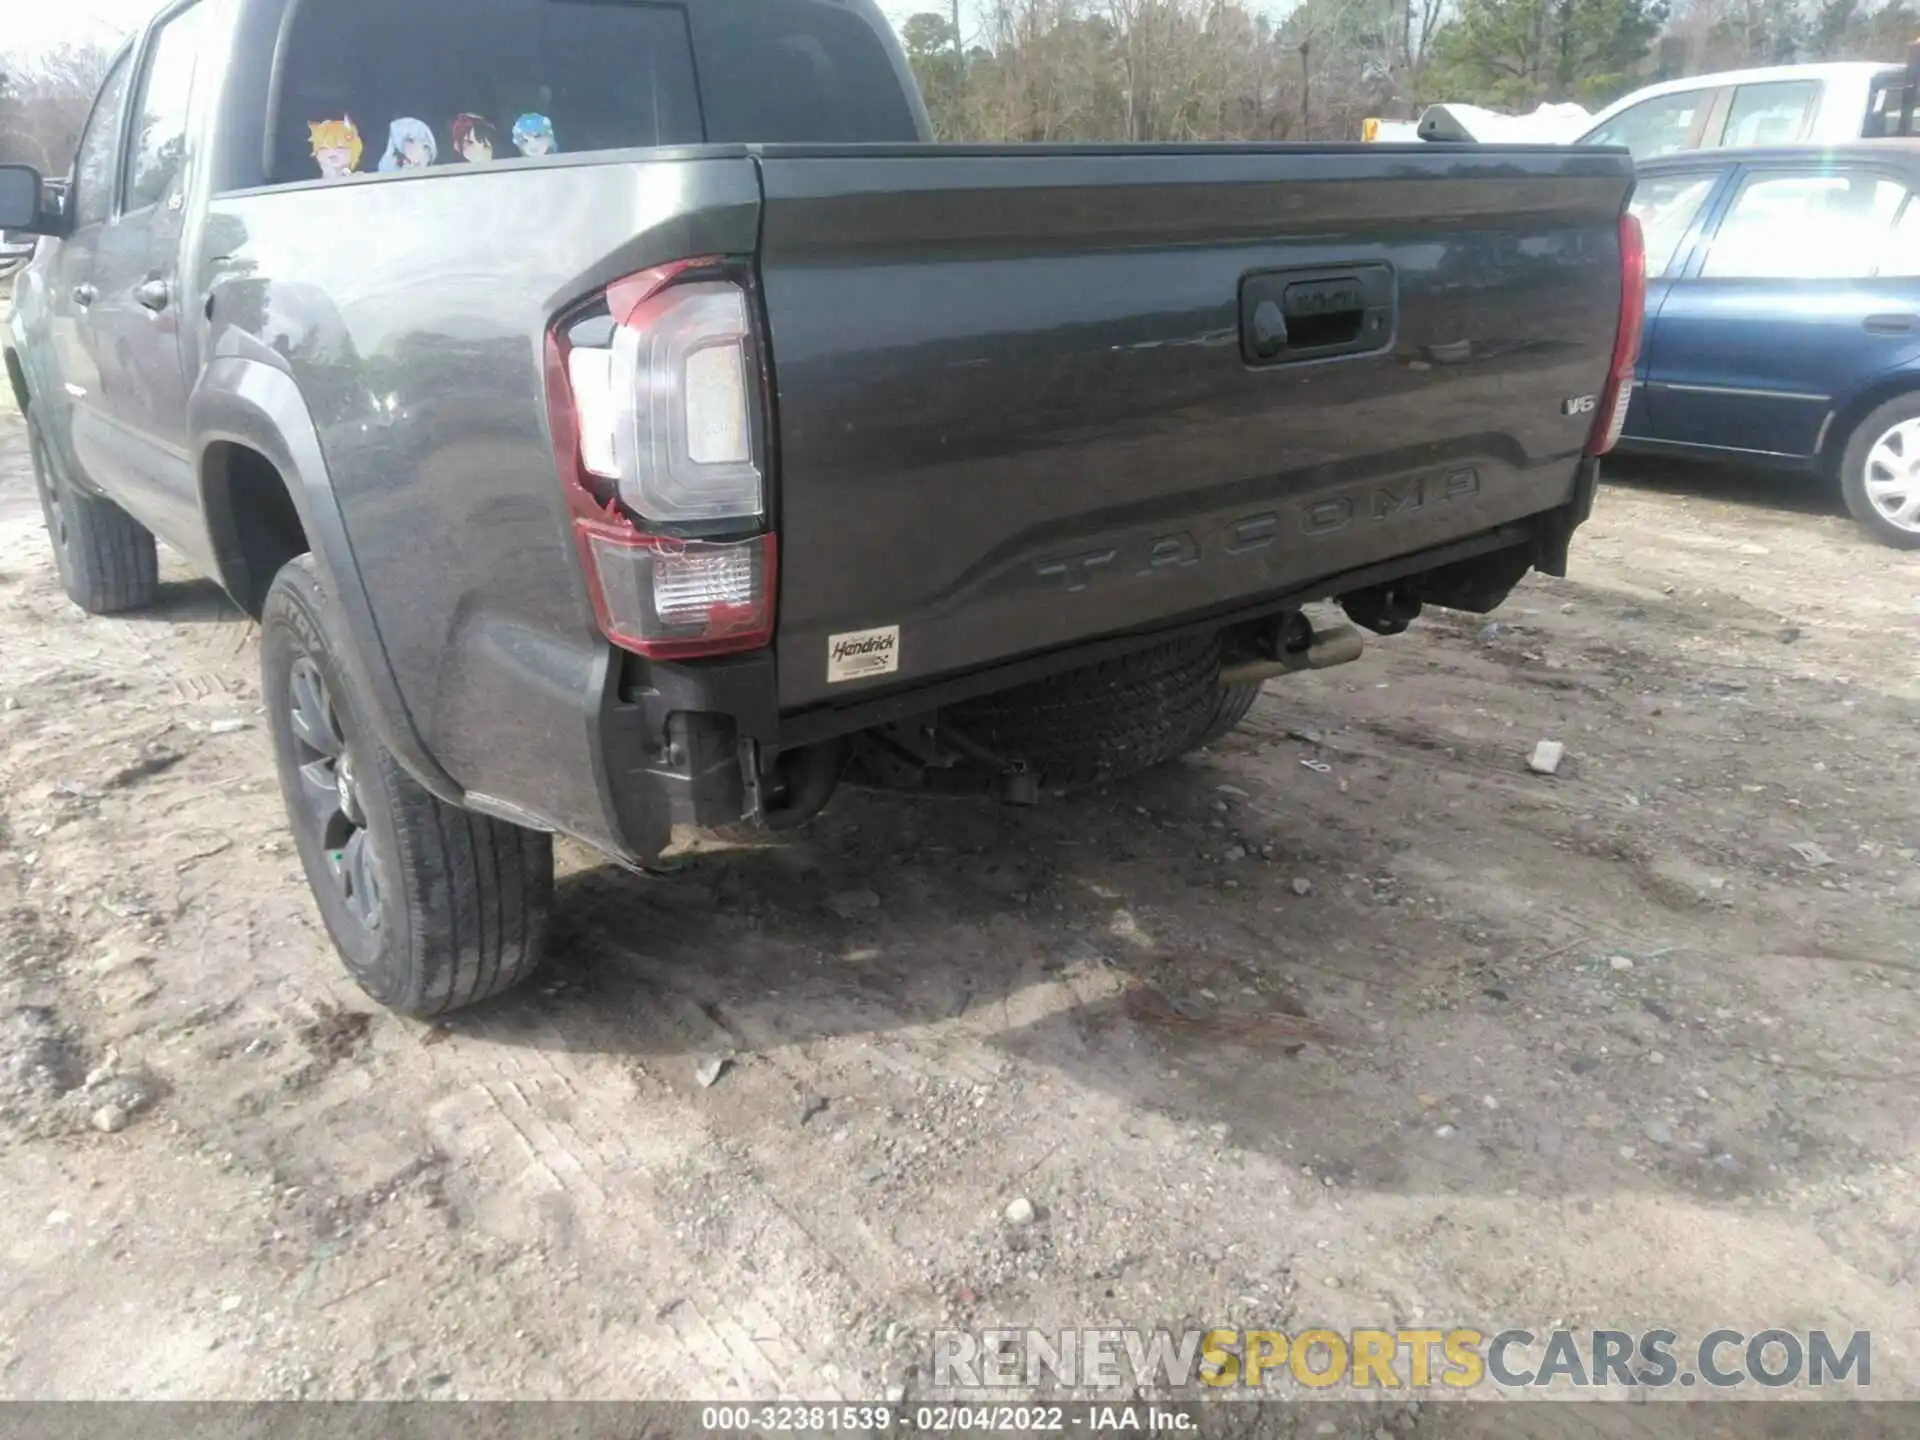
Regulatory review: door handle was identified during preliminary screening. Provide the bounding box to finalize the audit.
[71,283,95,307]
[135,279,172,312]
[1863,313,1916,335]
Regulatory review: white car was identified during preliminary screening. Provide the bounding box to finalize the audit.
[1577,62,1904,160]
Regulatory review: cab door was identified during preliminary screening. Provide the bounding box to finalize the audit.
[1618,165,1731,445]
[83,0,214,552]
[40,51,134,493]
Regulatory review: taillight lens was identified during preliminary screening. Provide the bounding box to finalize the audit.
[578,529,776,660]
[581,281,764,523]
[546,259,775,660]
[1586,212,1646,458]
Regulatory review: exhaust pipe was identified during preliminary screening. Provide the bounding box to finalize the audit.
[1220,622,1365,687]
[758,738,848,830]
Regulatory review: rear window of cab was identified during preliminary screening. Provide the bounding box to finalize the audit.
[269,0,919,185]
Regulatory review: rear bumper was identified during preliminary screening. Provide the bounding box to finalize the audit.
[587,465,1599,860]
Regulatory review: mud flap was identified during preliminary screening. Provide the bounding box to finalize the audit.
[1532,456,1603,579]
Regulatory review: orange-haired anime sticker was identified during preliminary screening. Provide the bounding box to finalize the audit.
[309,116,363,178]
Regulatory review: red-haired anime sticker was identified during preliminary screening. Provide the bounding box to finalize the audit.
[309,116,363,178]
[450,114,497,163]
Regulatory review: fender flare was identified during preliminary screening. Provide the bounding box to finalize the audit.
[5,267,49,412]
[188,355,463,804]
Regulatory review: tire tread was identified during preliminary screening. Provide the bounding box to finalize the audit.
[71,483,157,613]
[946,633,1234,789]
[1199,679,1264,747]
[264,556,551,1017]
[25,410,158,614]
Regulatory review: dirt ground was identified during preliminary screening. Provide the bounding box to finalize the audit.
[1,371,1918,1420]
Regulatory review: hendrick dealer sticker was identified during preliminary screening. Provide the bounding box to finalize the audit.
[827,625,900,683]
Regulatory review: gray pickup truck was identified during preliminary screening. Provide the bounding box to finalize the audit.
[2,0,1641,1016]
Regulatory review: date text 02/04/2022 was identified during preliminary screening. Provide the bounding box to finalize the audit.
[698,1405,1200,1433]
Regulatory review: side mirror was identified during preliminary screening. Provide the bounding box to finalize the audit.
[0,165,62,236]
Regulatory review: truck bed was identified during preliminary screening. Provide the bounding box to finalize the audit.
[755,143,1633,710]
[174,140,1630,855]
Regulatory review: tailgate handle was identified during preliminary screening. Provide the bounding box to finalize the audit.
[1241,264,1394,367]
[1281,279,1366,348]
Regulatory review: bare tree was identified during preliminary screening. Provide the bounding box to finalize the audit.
[0,41,115,174]
[904,0,1709,145]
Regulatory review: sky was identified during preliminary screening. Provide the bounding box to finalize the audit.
[5,0,153,54]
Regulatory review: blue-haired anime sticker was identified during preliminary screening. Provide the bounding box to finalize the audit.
[512,113,557,156]
[378,117,436,171]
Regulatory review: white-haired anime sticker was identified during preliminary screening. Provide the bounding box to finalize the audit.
[378,117,435,171]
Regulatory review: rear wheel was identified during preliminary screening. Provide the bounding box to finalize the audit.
[25,407,158,613]
[945,633,1234,790]
[1840,395,1920,550]
[1199,679,1264,747]
[262,555,554,1016]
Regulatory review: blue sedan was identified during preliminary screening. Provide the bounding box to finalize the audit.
[1619,141,1920,548]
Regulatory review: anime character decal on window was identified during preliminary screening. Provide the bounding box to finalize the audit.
[450,114,497,163]
[512,114,556,157]
[378,117,436,171]
[308,116,363,178]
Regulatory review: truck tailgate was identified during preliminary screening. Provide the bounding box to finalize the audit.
[754,145,1633,710]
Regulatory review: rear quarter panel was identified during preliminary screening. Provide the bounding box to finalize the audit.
[198,156,759,842]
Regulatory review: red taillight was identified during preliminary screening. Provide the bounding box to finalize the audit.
[1586,212,1646,457]
[544,259,775,660]
[575,527,776,660]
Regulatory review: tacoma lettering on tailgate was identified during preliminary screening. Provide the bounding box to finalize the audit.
[1033,466,1481,592]
[1302,466,1481,536]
